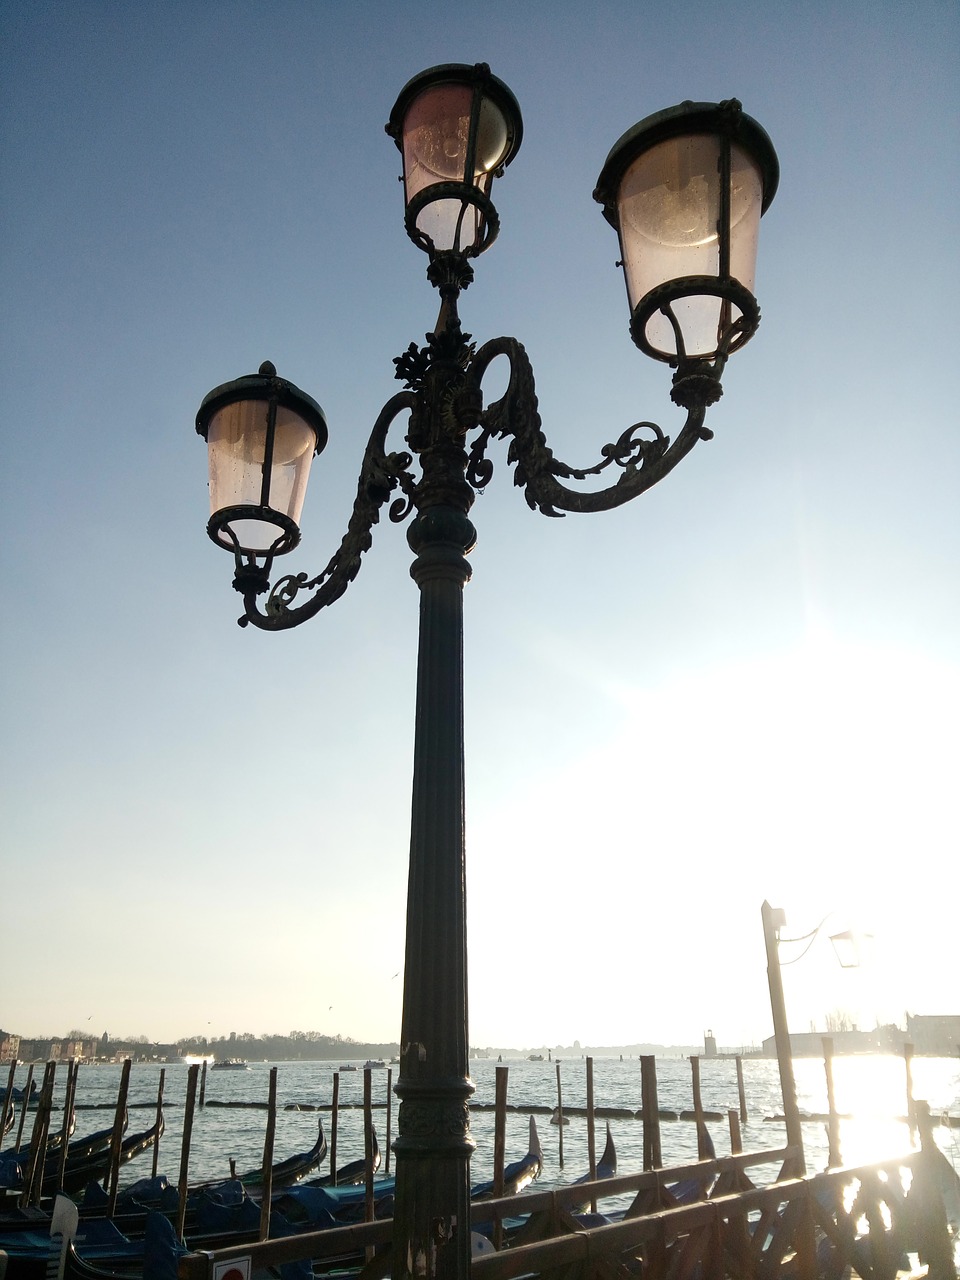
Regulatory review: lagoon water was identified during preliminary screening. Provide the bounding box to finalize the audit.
[5,1054,959,1193]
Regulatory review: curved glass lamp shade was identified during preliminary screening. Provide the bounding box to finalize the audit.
[387,63,522,258]
[594,100,779,363]
[196,362,327,558]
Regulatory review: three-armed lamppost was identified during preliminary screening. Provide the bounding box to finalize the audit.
[196,64,778,1280]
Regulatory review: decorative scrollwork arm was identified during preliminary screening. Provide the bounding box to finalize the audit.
[466,337,718,517]
[237,391,417,629]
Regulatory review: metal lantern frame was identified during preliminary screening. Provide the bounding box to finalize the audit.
[196,360,328,580]
[385,62,523,261]
[593,98,780,365]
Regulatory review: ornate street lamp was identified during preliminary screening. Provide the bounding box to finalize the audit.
[196,64,778,1280]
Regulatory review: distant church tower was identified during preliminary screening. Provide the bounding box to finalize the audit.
[703,1029,718,1057]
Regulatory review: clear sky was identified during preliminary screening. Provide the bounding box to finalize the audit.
[2,1,957,1053]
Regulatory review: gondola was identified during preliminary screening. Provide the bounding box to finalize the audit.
[0,1113,78,1194]
[471,1115,543,1200]
[227,1116,327,1191]
[34,1113,164,1200]
[304,1121,379,1188]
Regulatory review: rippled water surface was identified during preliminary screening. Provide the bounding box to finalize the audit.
[5,1054,958,1192]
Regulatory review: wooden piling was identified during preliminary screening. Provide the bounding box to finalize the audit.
[363,1070,375,1260]
[176,1064,200,1242]
[363,1070,374,1223]
[903,1042,916,1140]
[330,1072,339,1186]
[107,1058,132,1214]
[0,1059,16,1147]
[57,1058,80,1192]
[555,1061,564,1169]
[21,1060,55,1207]
[822,1037,841,1168]
[640,1055,661,1170]
[152,1069,166,1178]
[14,1063,34,1151]
[736,1056,748,1125]
[586,1056,597,1214]
[199,1059,207,1109]
[492,1066,508,1249]
[384,1067,393,1175]
[258,1068,278,1241]
[728,1109,743,1154]
[691,1056,710,1158]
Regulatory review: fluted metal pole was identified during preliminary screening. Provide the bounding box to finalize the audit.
[392,502,477,1280]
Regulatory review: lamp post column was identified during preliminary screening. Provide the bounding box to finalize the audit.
[392,500,477,1280]
[761,900,805,1174]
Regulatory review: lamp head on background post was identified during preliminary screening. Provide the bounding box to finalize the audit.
[593,99,779,370]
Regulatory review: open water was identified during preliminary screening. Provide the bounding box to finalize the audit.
[4,1054,959,1194]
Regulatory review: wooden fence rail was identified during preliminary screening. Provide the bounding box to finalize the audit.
[177,1141,958,1280]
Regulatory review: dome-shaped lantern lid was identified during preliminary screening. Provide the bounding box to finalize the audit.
[386,62,523,259]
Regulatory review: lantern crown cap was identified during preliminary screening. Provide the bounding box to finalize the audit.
[594,98,780,229]
[385,62,523,165]
[196,363,328,455]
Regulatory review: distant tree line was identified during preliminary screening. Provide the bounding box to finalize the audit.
[3,1028,401,1064]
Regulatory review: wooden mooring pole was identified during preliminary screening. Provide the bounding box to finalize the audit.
[640,1055,661,1169]
[329,1072,339,1185]
[727,1108,743,1154]
[106,1058,132,1215]
[690,1056,710,1158]
[176,1064,200,1242]
[493,1066,508,1249]
[822,1037,842,1167]
[258,1067,278,1241]
[555,1061,564,1170]
[57,1058,79,1193]
[384,1067,392,1175]
[14,1063,34,1152]
[363,1069,374,1262]
[152,1068,165,1179]
[586,1056,597,1214]
[21,1060,55,1207]
[199,1059,207,1108]
[0,1060,16,1145]
[904,1042,917,1140]
[736,1055,748,1126]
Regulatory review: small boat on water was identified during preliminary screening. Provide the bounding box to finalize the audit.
[223,1117,327,1192]
[210,1059,247,1070]
[0,1113,162,1212]
[306,1122,380,1188]
[471,1115,543,1200]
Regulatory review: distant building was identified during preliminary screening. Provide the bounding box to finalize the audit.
[0,1030,21,1063]
[761,1026,907,1056]
[703,1030,718,1058]
[905,1014,960,1056]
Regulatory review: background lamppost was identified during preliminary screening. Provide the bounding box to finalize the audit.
[761,900,863,1176]
[196,63,777,1280]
